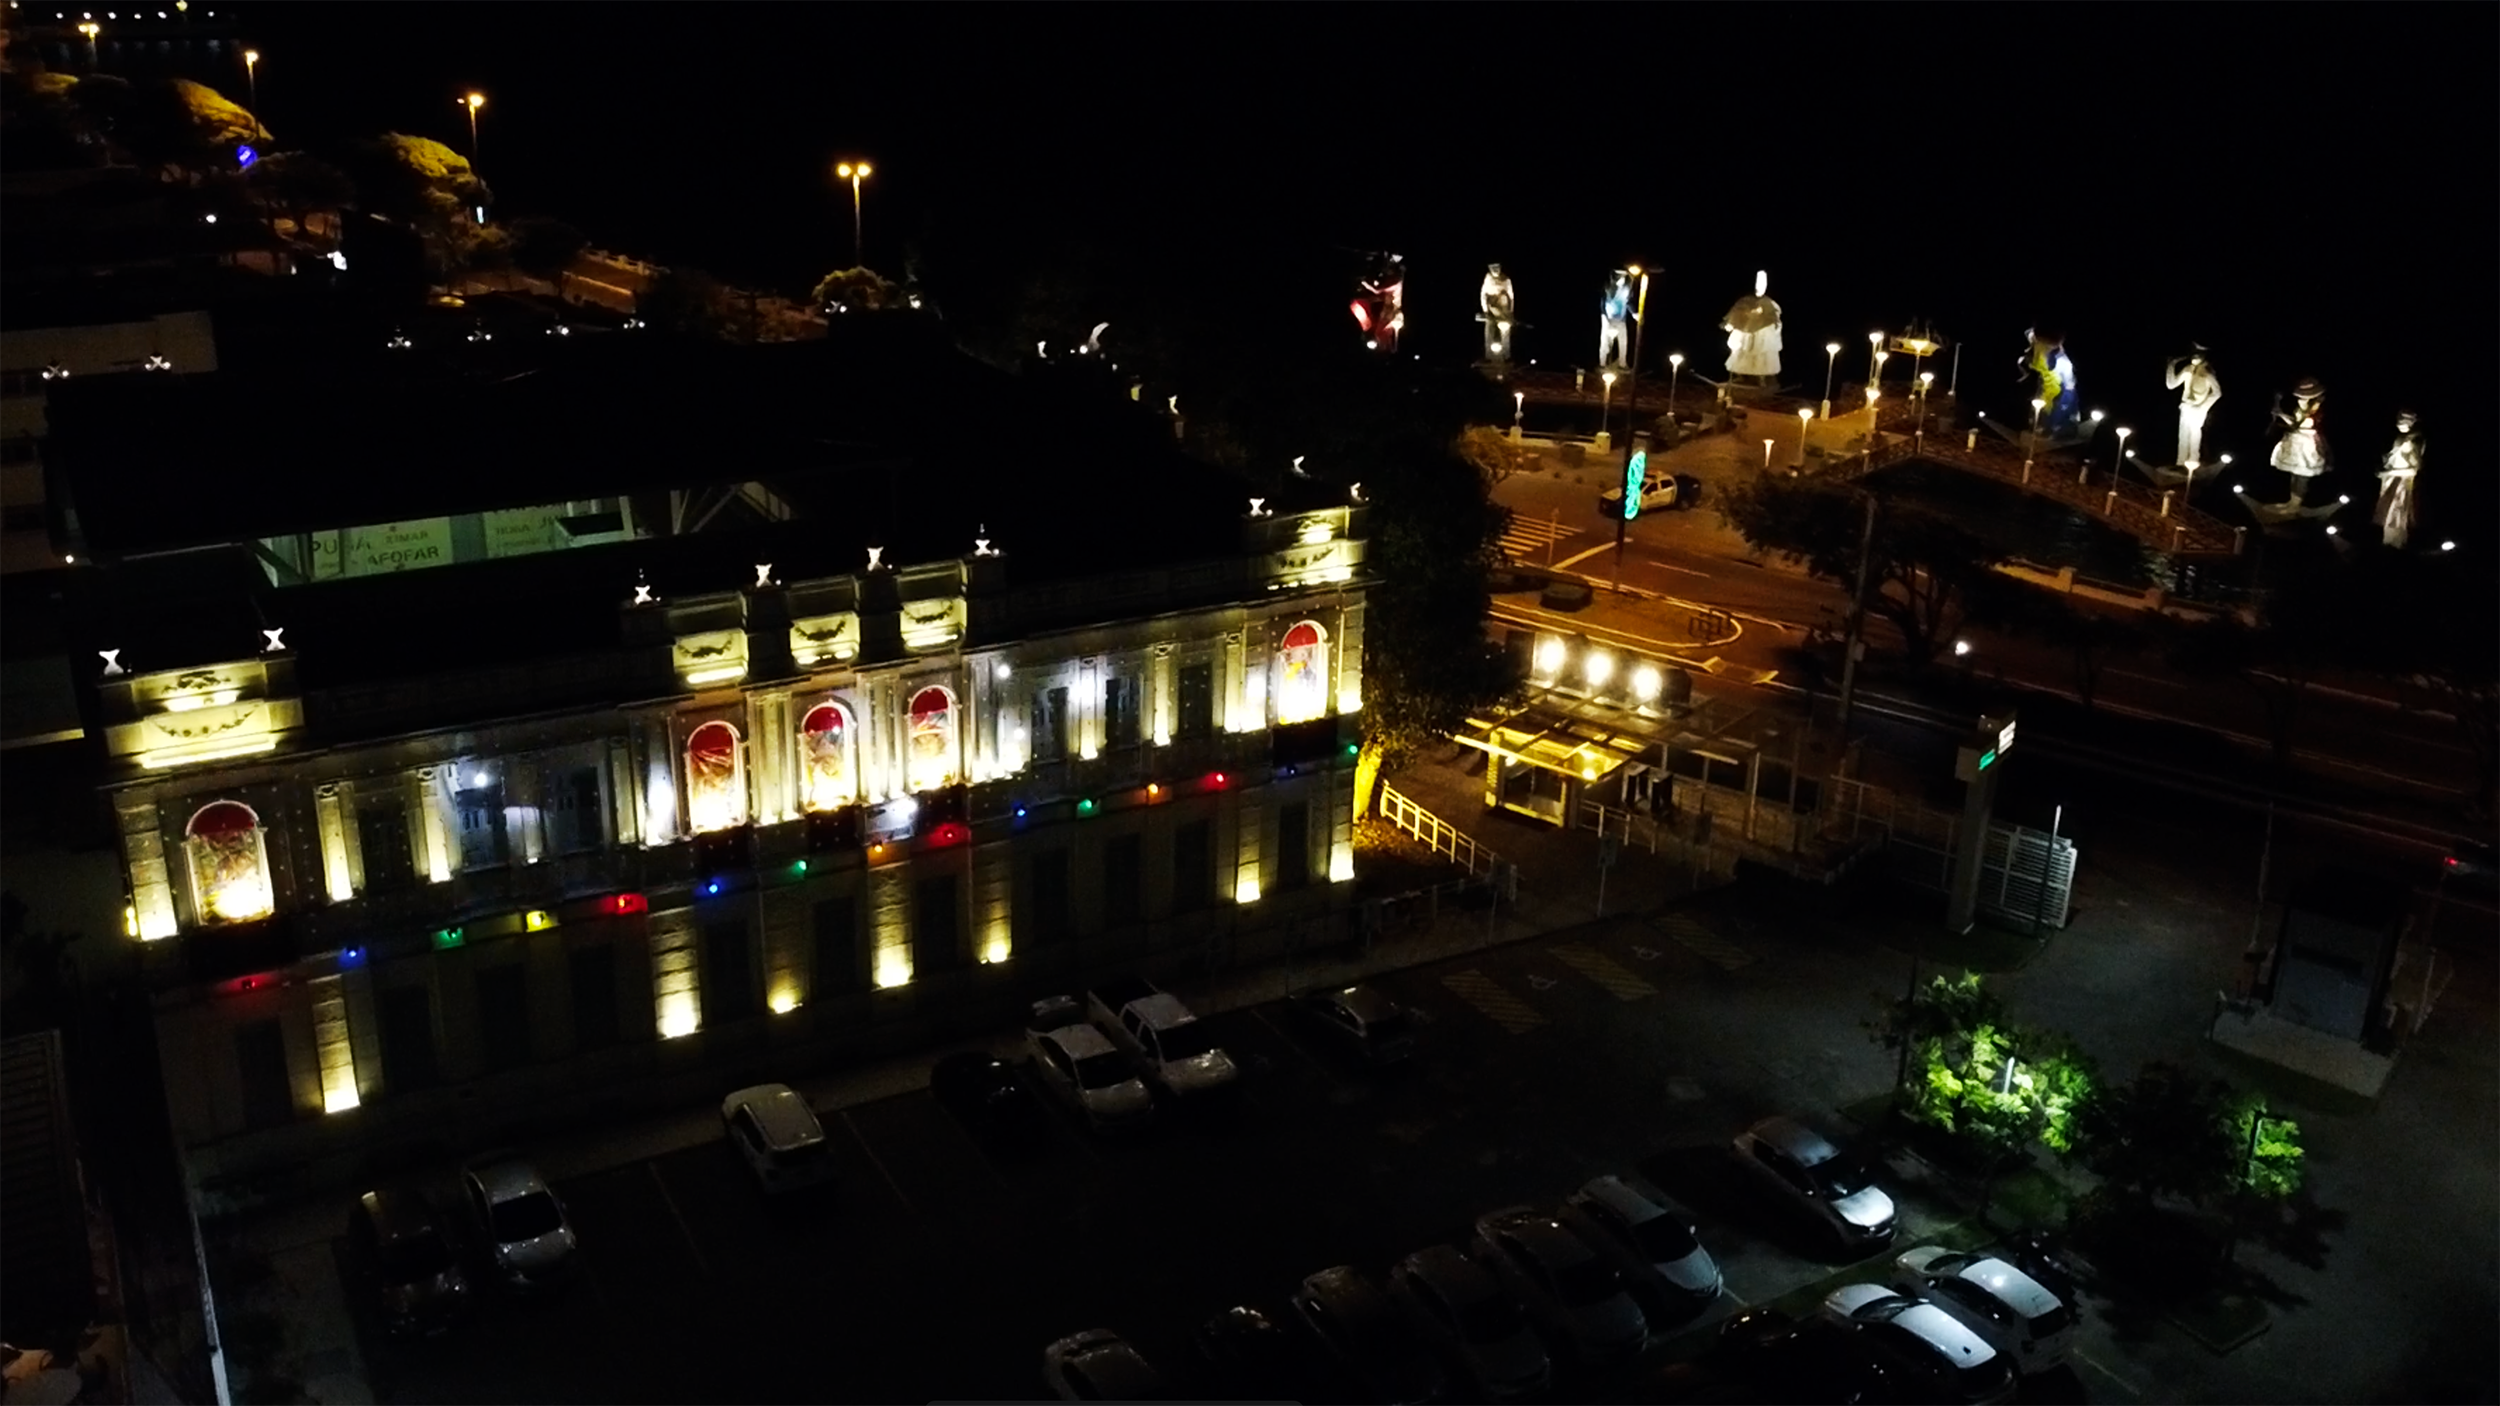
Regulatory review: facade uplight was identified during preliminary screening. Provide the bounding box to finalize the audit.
[1533,636,1564,676]
[1583,651,1615,689]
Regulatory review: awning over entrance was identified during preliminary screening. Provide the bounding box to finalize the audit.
[1453,691,1657,786]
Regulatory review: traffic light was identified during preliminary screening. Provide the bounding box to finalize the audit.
[1622,449,1647,521]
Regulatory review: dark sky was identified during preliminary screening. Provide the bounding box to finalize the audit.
[183,6,2500,514]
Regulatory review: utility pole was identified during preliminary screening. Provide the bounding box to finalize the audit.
[1611,431,1650,594]
[1833,491,1880,738]
[1621,267,1651,454]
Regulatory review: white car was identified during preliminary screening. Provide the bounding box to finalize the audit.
[1732,1116,1897,1253]
[1042,1328,1170,1401]
[1892,1246,2076,1372]
[1028,997,1155,1131]
[1596,473,1680,518]
[720,1084,837,1193]
[1388,1244,1550,1401]
[459,1154,578,1290]
[1470,1208,1648,1369]
[1818,1283,2015,1404]
[1561,1174,1722,1322]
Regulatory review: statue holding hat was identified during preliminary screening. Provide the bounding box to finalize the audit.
[2269,376,2330,502]
[2373,410,2424,548]
[2163,346,2222,467]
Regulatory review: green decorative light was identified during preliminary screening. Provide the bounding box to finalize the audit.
[1077,798,1097,816]
[432,927,465,951]
[1622,449,1647,521]
[791,858,809,875]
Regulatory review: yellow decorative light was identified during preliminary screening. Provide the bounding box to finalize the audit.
[768,989,800,1015]
[683,663,748,687]
[162,689,241,713]
[140,737,279,769]
[657,997,701,1040]
[1235,874,1263,905]
[875,952,913,989]
[982,935,1011,966]
[524,909,556,932]
[1329,844,1355,884]
[323,1084,361,1115]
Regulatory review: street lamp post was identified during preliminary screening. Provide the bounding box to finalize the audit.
[1867,330,1885,396]
[243,48,259,115]
[2113,426,2133,489]
[835,161,873,268]
[2024,396,2045,481]
[1863,387,1881,465]
[1822,342,1841,419]
[77,21,100,65]
[1597,370,1618,452]
[1511,390,1525,444]
[1917,371,1935,443]
[1797,407,1814,471]
[1666,352,1684,425]
[461,91,485,161]
[1620,266,1651,453]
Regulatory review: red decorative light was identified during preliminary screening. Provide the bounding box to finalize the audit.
[1212,772,1227,786]
[929,822,971,848]
[608,892,649,915]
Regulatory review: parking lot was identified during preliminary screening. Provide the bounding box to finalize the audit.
[340,902,2083,1405]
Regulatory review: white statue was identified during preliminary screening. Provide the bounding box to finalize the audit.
[2374,411,2423,549]
[1597,270,1631,369]
[1720,269,1784,382]
[2163,346,2222,467]
[2269,376,2329,502]
[1479,263,1517,364]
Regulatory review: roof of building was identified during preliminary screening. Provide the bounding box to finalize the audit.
[0,1031,93,1342]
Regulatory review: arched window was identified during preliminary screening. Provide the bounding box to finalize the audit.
[906,686,957,793]
[799,702,854,812]
[1276,620,1330,724]
[184,800,273,924]
[685,720,747,832]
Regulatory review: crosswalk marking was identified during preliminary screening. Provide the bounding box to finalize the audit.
[1549,942,1659,1001]
[1498,516,1578,563]
[1649,912,1756,971]
[1441,970,1548,1035]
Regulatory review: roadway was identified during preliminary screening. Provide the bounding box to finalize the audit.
[1486,430,2486,842]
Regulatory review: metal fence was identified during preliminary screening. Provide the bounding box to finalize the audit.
[1825,777,2075,929]
[1378,782,1500,877]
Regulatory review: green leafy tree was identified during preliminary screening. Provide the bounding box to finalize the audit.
[2070,1062,2243,1210]
[1717,475,2009,668]
[245,151,354,243]
[333,133,493,276]
[507,216,589,292]
[812,265,906,315]
[635,266,737,340]
[1869,971,2095,1199]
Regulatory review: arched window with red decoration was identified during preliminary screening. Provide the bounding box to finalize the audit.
[799,701,854,812]
[1276,619,1331,724]
[184,800,274,925]
[906,686,958,793]
[685,720,748,832]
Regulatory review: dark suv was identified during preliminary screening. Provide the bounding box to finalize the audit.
[351,1188,470,1336]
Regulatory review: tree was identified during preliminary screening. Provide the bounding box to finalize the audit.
[245,151,355,245]
[1868,971,2096,1206]
[1716,474,2009,668]
[1978,588,2153,712]
[812,265,906,315]
[333,133,494,276]
[635,266,737,340]
[507,216,589,292]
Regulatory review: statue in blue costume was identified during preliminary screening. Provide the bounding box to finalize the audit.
[1597,270,1632,369]
[2019,329,2081,437]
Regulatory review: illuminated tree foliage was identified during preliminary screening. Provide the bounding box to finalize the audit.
[1716,475,2009,668]
[2068,1061,2305,1211]
[812,266,908,315]
[333,133,494,275]
[1869,972,2094,1171]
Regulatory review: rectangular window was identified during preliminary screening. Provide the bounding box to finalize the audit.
[476,964,531,1072]
[1030,849,1072,942]
[1176,663,1214,740]
[0,502,43,530]
[1031,686,1070,763]
[454,778,507,869]
[1104,833,1143,928]
[702,920,759,1023]
[235,1018,295,1130]
[1105,675,1142,750]
[355,794,416,891]
[568,946,620,1051]
[813,898,860,997]
[1173,819,1213,912]
[914,874,961,970]
[1279,801,1312,890]
[376,984,440,1092]
[549,765,606,855]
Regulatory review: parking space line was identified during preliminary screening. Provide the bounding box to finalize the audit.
[1249,1006,1342,1087]
[1649,912,1756,971]
[2072,1347,2145,1400]
[645,1161,713,1280]
[1549,942,1659,1001]
[839,1109,918,1215]
[1440,970,1548,1035]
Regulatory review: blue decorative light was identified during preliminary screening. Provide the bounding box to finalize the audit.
[235,144,257,169]
[706,880,722,896]
[340,945,365,967]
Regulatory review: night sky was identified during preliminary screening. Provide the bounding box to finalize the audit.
[225,5,2495,523]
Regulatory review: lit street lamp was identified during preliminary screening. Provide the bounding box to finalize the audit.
[1822,342,1841,418]
[1796,407,1813,470]
[460,91,485,161]
[2114,425,2133,487]
[1621,265,1651,445]
[1867,330,1884,393]
[1667,352,1684,422]
[1597,370,1618,452]
[77,20,100,64]
[244,47,260,116]
[1511,389,1525,443]
[836,160,873,268]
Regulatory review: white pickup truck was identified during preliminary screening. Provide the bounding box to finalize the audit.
[1085,975,1240,1100]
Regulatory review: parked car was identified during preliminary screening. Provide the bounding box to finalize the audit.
[1732,1117,1897,1253]
[1027,997,1155,1132]
[1086,976,1240,1101]
[1562,1174,1722,1322]
[1388,1243,1551,1401]
[1290,1265,1448,1404]
[1042,1328,1171,1401]
[1667,1306,1899,1404]
[1191,1305,1336,1402]
[930,1050,1048,1145]
[1471,1208,1648,1369]
[1597,471,1682,518]
[1291,983,1418,1066]
[458,1154,578,1290]
[350,1188,470,1337]
[1890,1246,2076,1373]
[720,1083,838,1193]
[1817,1284,2014,1404]
[2443,838,2497,893]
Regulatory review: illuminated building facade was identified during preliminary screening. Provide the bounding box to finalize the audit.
[55,331,1370,1191]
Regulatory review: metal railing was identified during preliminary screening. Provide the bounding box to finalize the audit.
[1377,782,1499,877]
